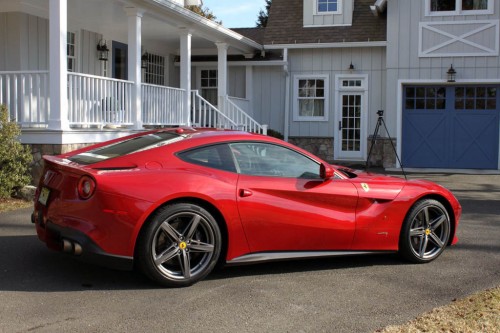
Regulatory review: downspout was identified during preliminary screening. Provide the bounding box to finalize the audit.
[283,48,290,142]
[370,0,387,16]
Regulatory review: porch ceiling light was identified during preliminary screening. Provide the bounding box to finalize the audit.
[141,52,149,69]
[447,64,456,82]
[97,39,109,62]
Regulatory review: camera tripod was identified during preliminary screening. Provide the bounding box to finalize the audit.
[365,110,407,179]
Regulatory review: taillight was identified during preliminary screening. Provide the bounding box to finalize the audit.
[77,176,96,200]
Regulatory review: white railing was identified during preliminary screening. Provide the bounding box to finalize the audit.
[1,71,267,135]
[220,97,267,135]
[142,84,186,125]
[68,73,133,127]
[191,90,238,130]
[0,71,49,127]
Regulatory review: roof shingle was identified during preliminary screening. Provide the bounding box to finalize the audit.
[262,0,386,45]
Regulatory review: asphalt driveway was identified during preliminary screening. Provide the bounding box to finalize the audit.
[0,173,499,332]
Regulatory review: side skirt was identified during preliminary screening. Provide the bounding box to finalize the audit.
[226,250,396,266]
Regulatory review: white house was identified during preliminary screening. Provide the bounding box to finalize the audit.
[236,0,500,170]
[1,0,499,183]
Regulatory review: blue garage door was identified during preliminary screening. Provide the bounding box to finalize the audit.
[403,85,500,169]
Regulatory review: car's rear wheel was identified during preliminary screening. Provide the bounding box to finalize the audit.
[399,199,451,263]
[136,203,221,287]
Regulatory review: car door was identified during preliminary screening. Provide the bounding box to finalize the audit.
[230,142,359,253]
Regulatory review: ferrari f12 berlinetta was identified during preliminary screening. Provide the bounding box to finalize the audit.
[33,128,461,287]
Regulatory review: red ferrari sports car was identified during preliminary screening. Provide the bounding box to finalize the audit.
[33,128,461,287]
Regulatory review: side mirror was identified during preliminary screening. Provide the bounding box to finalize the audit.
[320,163,334,180]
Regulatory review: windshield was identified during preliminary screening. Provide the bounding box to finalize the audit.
[69,132,183,165]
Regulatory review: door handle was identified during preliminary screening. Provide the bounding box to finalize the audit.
[338,121,342,131]
[239,189,253,197]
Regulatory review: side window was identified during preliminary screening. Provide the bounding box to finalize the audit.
[229,142,321,179]
[293,75,329,121]
[143,52,165,86]
[428,0,492,15]
[67,31,77,72]
[178,144,236,173]
[317,0,340,14]
[200,69,218,106]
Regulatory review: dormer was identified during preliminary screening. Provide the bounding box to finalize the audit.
[303,0,354,27]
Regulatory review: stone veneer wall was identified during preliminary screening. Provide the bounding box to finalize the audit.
[365,136,397,168]
[288,136,397,168]
[28,143,93,185]
[288,137,334,163]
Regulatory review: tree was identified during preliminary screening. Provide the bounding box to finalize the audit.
[256,0,272,28]
[0,105,33,199]
[186,4,222,24]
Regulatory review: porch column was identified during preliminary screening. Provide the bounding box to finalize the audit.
[216,42,228,107]
[180,30,192,125]
[48,0,69,130]
[125,7,145,130]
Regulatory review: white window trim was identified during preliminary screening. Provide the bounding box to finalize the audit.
[67,30,79,73]
[334,74,369,161]
[196,67,218,105]
[315,0,343,15]
[293,74,330,122]
[425,0,494,16]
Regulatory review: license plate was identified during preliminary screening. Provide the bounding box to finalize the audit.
[38,187,50,206]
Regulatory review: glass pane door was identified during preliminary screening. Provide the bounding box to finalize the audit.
[340,93,362,157]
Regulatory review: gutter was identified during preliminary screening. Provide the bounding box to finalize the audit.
[264,41,387,50]
[142,0,263,51]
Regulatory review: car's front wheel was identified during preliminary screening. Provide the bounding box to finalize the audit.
[399,199,451,263]
[136,203,222,287]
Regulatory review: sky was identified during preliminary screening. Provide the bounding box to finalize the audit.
[202,0,268,28]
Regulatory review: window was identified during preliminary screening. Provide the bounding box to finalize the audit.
[69,131,184,165]
[428,0,492,15]
[342,79,362,87]
[143,53,165,86]
[294,75,329,121]
[200,69,218,106]
[405,87,446,110]
[317,0,341,13]
[455,86,497,110]
[67,32,76,72]
[229,143,321,178]
[178,144,236,172]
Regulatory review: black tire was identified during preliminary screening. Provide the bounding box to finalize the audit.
[399,199,451,263]
[136,203,222,287]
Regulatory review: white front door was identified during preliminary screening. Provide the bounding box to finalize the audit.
[335,76,368,160]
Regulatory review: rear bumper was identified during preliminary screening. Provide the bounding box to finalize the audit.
[33,212,133,271]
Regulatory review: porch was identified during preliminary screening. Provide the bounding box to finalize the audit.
[0,71,267,134]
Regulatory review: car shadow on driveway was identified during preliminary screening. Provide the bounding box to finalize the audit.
[0,233,409,292]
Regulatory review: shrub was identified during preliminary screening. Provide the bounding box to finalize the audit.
[0,105,33,199]
[266,129,284,140]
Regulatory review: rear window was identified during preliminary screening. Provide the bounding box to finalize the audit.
[69,132,184,165]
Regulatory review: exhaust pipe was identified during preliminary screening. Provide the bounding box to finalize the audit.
[62,239,83,256]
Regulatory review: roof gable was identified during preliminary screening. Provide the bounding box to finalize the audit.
[263,0,386,45]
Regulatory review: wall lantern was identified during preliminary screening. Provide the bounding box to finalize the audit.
[447,64,456,82]
[141,52,149,69]
[97,39,109,61]
[348,62,355,72]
